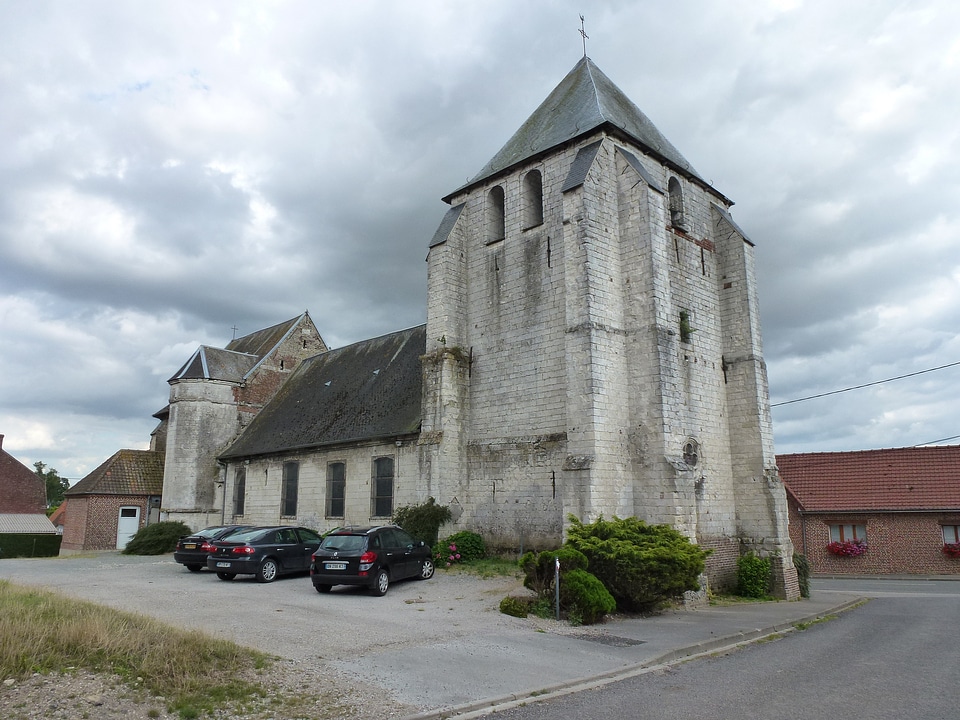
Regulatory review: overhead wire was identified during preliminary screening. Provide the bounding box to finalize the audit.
[770,360,960,407]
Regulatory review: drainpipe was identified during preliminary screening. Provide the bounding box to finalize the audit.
[217,461,227,525]
[800,509,808,556]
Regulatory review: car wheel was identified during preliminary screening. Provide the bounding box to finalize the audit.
[256,558,279,583]
[186,564,203,572]
[370,568,389,596]
[216,572,236,581]
[418,558,435,580]
[314,584,331,594]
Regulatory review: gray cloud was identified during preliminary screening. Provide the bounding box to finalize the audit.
[2,0,959,478]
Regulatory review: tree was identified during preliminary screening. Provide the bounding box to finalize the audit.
[34,461,70,508]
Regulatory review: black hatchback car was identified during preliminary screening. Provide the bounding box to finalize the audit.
[310,525,435,596]
[174,525,253,572]
[207,526,323,582]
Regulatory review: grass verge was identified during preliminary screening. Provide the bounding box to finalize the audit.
[449,556,522,579]
[0,580,303,718]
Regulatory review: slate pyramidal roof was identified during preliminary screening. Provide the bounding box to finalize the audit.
[66,449,164,497]
[778,446,960,513]
[168,314,307,383]
[220,325,425,460]
[444,56,727,204]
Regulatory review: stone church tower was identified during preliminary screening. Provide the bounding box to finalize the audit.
[420,57,799,598]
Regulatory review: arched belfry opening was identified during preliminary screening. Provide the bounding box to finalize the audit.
[522,170,543,229]
[486,186,505,243]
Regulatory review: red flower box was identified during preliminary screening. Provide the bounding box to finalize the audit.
[826,540,867,556]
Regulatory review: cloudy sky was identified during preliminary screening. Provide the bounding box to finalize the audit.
[2,0,959,483]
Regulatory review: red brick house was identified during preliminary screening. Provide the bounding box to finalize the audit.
[61,449,164,553]
[779,446,960,575]
[0,433,47,513]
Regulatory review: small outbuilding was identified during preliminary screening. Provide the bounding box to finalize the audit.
[60,449,164,553]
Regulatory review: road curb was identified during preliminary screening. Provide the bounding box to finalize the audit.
[399,597,866,720]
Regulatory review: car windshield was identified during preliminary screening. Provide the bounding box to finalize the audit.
[320,535,365,553]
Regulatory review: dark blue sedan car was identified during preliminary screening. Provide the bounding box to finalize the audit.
[207,526,323,582]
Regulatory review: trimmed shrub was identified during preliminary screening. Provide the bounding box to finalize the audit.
[499,596,531,618]
[392,497,451,546]
[793,552,811,598]
[565,515,710,612]
[736,553,772,598]
[122,521,192,555]
[519,547,589,598]
[517,547,612,624]
[560,568,616,625]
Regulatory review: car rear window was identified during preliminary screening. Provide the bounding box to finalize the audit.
[195,527,225,539]
[226,528,269,543]
[320,535,365,553]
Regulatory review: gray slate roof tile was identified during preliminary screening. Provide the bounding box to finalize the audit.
[220,325,425,459]
[445,56,708,201]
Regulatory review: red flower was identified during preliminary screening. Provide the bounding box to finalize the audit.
[942,543,960,558]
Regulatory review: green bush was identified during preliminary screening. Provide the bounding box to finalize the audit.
[516,548,613,625]
[392,497,451,546]
[441,531,486,561]
[793,552,811,598]
[529,598,554,619]
[560,568,616,625]
[0,534,62,558]
[122,521,192,555]
[565,515,710,612]
[736,553,772,598]
[519,547,589,598]
[498,596,531,618]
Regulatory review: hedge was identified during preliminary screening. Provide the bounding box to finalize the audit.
[0,534,62,558]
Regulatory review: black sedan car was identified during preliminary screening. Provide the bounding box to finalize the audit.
[310,525,435,596]
[207,526,323,582]
[174,525,254,572]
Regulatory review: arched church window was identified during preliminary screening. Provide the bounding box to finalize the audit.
[486,185,505,244]
[522,170,543,229]
[233,465,246,516]
[668,177,687,230]
[371,456,394,517]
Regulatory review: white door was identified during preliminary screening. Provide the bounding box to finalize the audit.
[116,507,140,549]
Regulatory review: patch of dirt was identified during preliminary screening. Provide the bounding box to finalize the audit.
[0,661,413,720]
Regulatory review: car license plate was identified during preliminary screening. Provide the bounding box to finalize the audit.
[216,561,232,568]
[184,543,196,549]
[324,562,347,571]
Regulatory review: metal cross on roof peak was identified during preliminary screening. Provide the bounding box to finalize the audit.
[579,15,589,57]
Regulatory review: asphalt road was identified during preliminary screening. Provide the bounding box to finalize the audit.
[483,578,960,720]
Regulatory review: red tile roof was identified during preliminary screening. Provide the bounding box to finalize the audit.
[48,500,67,526]
[65,450,163,497]
[778,446,960,512]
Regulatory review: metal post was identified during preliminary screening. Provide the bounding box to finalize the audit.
[554,556,561,621]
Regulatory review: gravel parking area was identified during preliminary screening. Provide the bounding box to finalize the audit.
[0,553,529,719]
